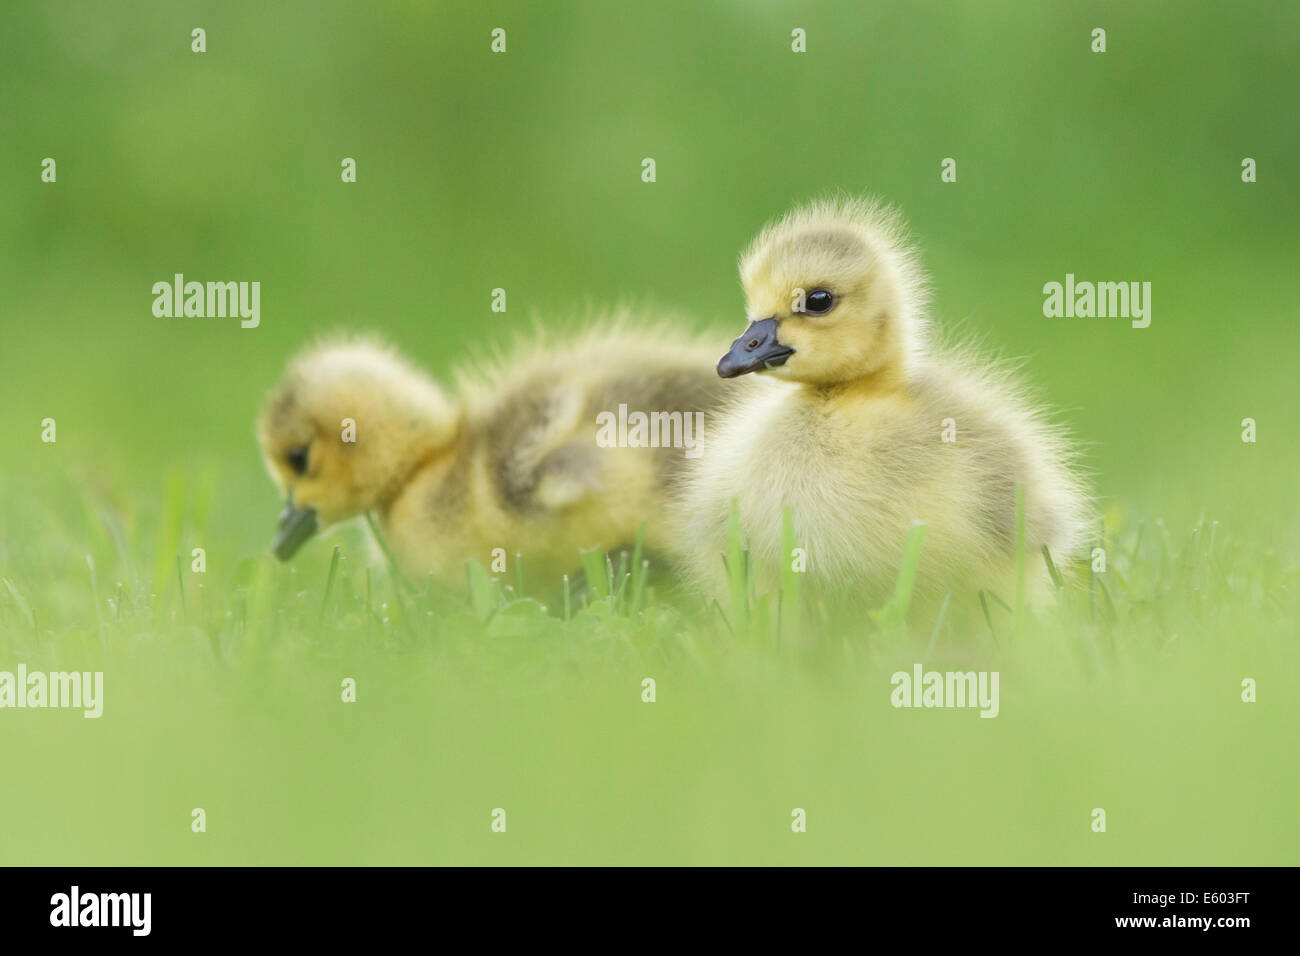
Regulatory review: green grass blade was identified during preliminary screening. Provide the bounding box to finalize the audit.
[893,522,927,613]
[466,558,496,622]
[925,590,952,658]
[726,501,747,632]
[580,547,609,602]
[86,555,105,642]
[869,521,928,635]
[779,506,801,641]
[365,512,408,592]
[2,576,38,640]
[319,545,341,622]
[978,590,997,644]
[1041,545,1064,590]
[175,553,186,612]
[1014,481,1026,625]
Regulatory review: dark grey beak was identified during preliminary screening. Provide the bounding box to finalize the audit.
[717,318,794,378]
[271,499,318,560]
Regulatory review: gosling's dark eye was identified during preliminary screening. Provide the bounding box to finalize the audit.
[805,289,835,315]
[286,446,309,476]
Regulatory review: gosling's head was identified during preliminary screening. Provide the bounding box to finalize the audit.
[257,337,460,559]
[718,197,929,387]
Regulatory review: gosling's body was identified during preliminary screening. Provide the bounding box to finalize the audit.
[675,198,1089,612]
[258,321,728,588]
[681,354,1085,609]
[385,327,727,586]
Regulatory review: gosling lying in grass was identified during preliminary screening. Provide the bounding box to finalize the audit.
[673,198,1090,616]
[257,322,728,589]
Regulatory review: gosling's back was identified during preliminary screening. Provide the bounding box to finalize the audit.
[383,325,729,586]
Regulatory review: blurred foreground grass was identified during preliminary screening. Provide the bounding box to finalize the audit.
[0,464,1295,865]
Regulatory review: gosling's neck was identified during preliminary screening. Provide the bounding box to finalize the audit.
[799,351,909,407]
[374,417,466,519]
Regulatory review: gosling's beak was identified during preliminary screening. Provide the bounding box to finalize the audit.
[271,498,318,560]
[716,318,794,378]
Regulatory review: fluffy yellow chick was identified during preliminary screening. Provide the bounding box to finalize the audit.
[673,198,1090,615]
[258,322,728,588]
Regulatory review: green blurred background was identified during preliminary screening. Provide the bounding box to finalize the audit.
[1,1,1297,864]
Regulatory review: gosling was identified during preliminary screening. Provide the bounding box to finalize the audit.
[673,198,1090,616]
[257,322,728,589]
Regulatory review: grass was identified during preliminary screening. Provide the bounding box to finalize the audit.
[0,467,1295,865]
